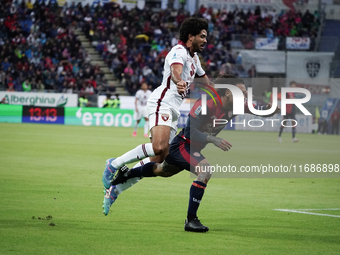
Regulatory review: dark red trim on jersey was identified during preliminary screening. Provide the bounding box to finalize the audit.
[192,182,206,189]
[177,41,187,47]
[170,62,183,67]
[179,141,199,167]
[177,41,194,56]
[182,134,203,149]
[155,76,171,125]
[142,144,148,157]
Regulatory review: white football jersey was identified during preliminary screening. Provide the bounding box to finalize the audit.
[147,41,205,117]
[135,89,152,107]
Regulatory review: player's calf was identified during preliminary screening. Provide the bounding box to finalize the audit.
[111,162,157,185]
[153,161,182,177]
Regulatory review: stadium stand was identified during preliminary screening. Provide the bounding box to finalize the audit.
[320,20,340,77]
[76,2,320,94]
[0,0,321,96]
[0,0,107,95]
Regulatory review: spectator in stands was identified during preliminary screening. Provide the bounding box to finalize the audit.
[44,74,54,90]
[22,78,31,92]
[124,63,133,77]
[114,94,121,108]
[87,76,97,89]
[0,1,321,96]
[79,94,90,107]
[73,62,80,76]
[30,52,40,66]
[7,77,14,91]
[102,94,115,108]
[36,79,44,92]
[84,81,94,95]
[2,58,10,72]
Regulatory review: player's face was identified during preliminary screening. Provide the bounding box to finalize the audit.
[141,83,147,91]
[191,30,207,52]
[227,84,247,107]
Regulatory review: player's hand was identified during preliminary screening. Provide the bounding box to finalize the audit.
[275,105,281,114]
[266,102,281,113]
[207,136,232,151]
[176,80,186,95]
[217,138,232,151]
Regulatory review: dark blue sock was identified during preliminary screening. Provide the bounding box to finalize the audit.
[127,162,156,178]
[187,181,206,221]
[279,125,284,137]
[292,127,296,138]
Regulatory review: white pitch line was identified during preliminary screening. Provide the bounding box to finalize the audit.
[294,208,340,211]
[274,209,340,218]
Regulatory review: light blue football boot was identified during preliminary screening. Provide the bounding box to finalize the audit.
[102,185,118,216]
[102,158,118,189]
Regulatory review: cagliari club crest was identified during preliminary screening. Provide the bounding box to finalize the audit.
[193,152,200,157]
[305,58,321,78]
[161,114,169,122]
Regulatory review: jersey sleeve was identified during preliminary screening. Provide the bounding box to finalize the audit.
[189,99,203,118]
[135,90,141,101]
[168,47,186,67]
[188,99,208,143]
[195,55,205,77]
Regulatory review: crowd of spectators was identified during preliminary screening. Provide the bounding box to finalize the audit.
[0,0,105,94]
[75,2,320,94]
[0,0,320,95]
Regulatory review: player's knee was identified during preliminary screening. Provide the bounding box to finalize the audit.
[152,144,166,156]
[196,173,211,184]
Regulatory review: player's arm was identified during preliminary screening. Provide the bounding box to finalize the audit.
[134,97,138,113]
[190,115,232,152]
[170,64,186,95]
[196,74,215,88]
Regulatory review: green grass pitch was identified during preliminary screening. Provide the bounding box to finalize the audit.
[0,123,339,255]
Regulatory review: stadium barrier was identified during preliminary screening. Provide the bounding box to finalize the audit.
[0,96,192,128]
[0,104,313,133]
[0,105,189,128]
[0,92,78,107]
[0,104,134,127]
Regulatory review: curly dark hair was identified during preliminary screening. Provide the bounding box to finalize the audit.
[214,73,245,96]
[179,17,209,43]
